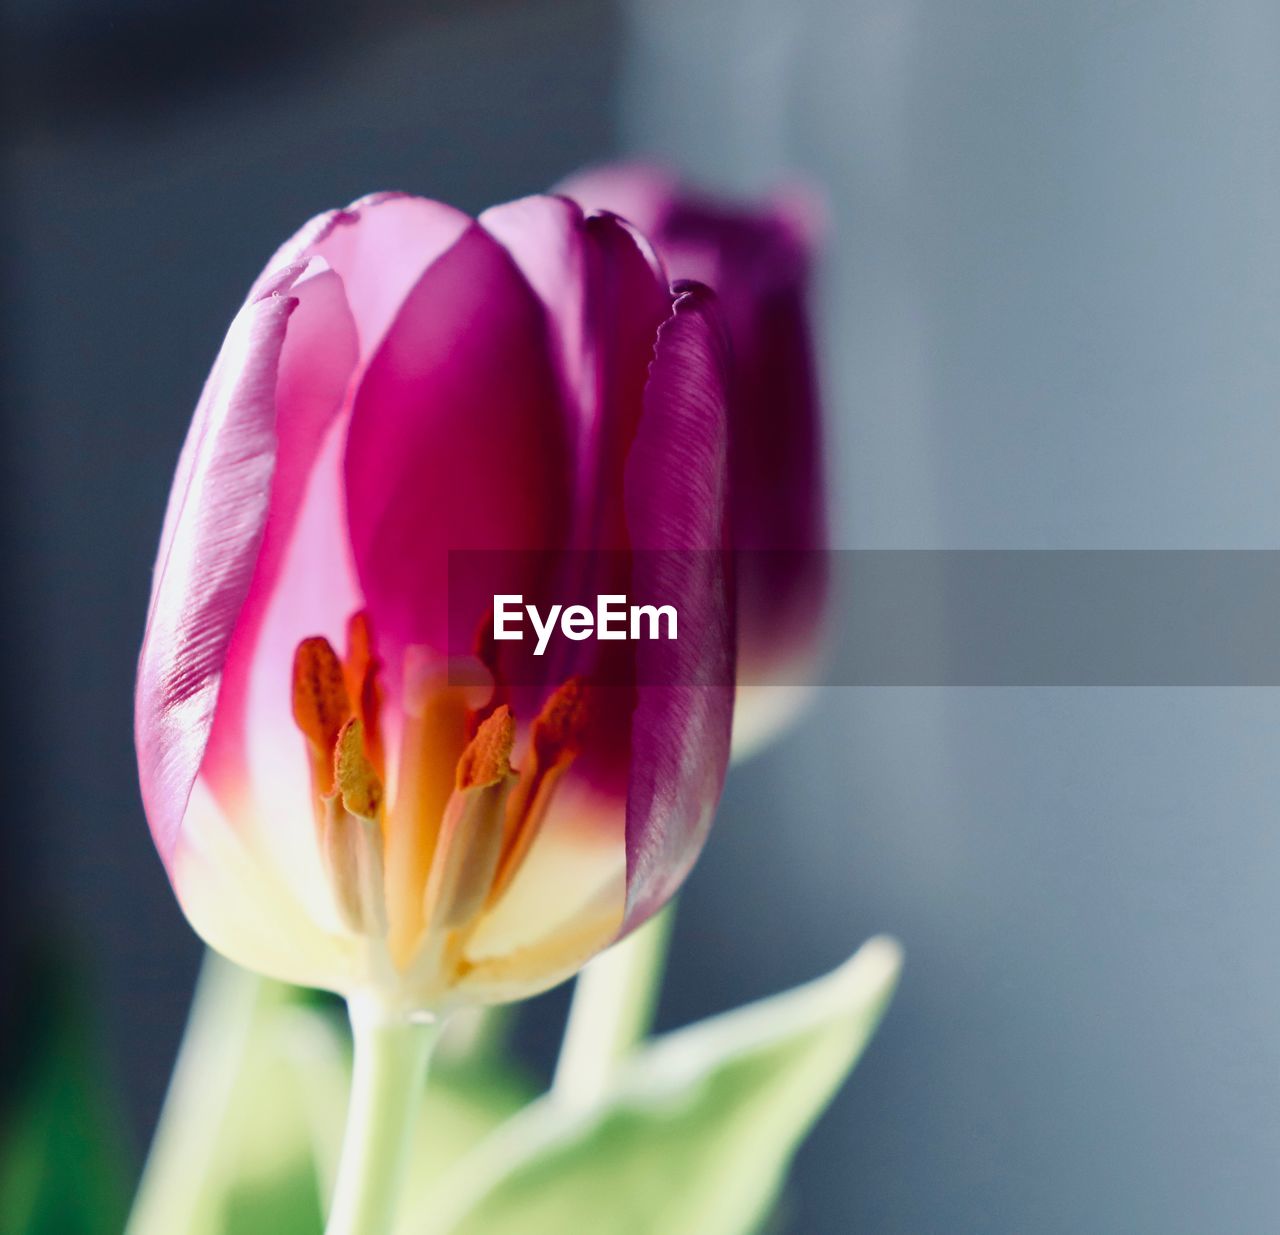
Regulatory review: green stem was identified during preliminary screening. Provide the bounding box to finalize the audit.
[551,904,674,1110]
[324,999,441,1235]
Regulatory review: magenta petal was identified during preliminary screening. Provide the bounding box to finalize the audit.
[136,263,309,870]
[479,195,589,457]
[258,192,472,365]
[482,198,675,719]
[481,197,670,544]
[199,264,361,809]
[574,213,672,550]
[344,222,571,666]
[622,283,735,932]
[479,194,587,356]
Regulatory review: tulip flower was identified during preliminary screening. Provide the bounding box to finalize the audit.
[560,164,828,758]
[135,192,733,1234]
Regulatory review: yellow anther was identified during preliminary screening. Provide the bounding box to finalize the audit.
[334,718,384,821]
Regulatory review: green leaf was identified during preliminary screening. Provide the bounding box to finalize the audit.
[0,953,132,1235]
[126,955,535,1235]
[422,936,903,1235]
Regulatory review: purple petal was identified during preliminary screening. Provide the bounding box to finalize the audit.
[198,264,361,811]
[683,207,827,679]
[343,222,572,672]
[566,166,829,695]
[481,197,675,734]
[622,283,736,932]
[257,192,472,365]
[136,263,309,869]
[481,196,670,548]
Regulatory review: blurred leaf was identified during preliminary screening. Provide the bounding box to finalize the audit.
[127,955,535,1235]
[422,936,902,1235]
[435,1005,516,1069]
[126,957,331,1235]
[391,1051,538,1235]
[0,954,132,1235]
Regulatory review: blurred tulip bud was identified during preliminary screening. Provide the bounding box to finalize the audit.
[560,164,829,758]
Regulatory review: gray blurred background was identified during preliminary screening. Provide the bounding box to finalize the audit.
[6,1,1280,1231]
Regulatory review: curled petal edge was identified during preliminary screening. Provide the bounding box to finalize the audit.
[136,262,310,870]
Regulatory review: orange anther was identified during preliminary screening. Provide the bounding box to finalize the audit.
[345,612,385,780]
[456,705,515,790]
[532,676,591,762]
[484,678,594,907]
[344,611,377,715]
[292,636,351,753]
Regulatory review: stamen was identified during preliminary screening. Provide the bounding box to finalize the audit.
[292,636,351,795]
[462,607,515,741]
[291,630,388,939]
[345,611,376,690]
[422,709,518,935]
[321,796,387,937]
[530,676,591,763]
[457,706,516,790]
[344,612,385,778]
[487,678,592,904]
[334,718,384,821]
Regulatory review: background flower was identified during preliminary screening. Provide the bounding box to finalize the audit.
[560,163,828,757]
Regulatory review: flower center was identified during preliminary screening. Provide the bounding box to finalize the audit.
[290,613,591,994]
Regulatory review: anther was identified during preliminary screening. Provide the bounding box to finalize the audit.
[292,637,350,748]
[345,612,385,779]
[486,678,593,906]
[456,706,515,790]
[334,718,384,821]
[292,636,351,796]
[530,676,591,763]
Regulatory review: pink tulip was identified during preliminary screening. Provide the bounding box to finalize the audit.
[136,192,734,1010]
[559,164,828,757]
